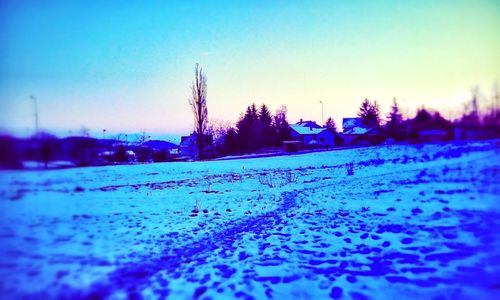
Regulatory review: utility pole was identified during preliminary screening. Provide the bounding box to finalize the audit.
[30,95,39,138]
[319,100,324,125]
[494,83,499,120]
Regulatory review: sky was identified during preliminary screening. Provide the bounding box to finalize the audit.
[1,0,499,140]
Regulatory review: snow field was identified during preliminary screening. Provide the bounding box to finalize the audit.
[0,140,499,299]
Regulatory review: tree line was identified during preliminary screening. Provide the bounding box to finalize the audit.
[218,104,291,155]
[190,64,499,159]
[356,93,498,142]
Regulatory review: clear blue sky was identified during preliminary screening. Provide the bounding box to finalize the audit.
[1,0,499,139]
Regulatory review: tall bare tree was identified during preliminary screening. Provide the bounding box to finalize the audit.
[189,63,208,159]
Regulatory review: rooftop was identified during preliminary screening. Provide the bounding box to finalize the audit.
[290,124,327,135]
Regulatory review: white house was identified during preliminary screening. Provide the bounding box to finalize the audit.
[295,119,322,129]
[342,118,369,134]
[342,118,382,145]
[289,121,334,148]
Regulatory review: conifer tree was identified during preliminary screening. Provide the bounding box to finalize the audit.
[357,98,380,128]
[325,117,337,132]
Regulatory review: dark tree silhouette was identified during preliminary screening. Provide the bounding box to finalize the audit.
[189,63,208,159]
[0,136,23,169]
[223,127,239,154]
[153,149,169,162]
[409,108,453,140]
[236,104,261,152]
[114,145,128,163]
[357,98,380,128]
[259,104,274,147]
[413,108,433,126]
[385,98,404,139]
[219,103,292,154]
[324,117,337,132]
[70,136,98,166]
[459,88,481,130]
[39,133,59,168]
[135,130,151,162]
[273,105,291,146]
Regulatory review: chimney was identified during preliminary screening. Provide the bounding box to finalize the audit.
[300,118,303,123]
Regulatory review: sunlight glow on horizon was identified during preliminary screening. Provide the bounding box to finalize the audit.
[1,0,499,138]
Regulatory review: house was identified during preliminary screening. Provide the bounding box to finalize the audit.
[342,118,383,145]
[289,121,334,148]
[179,133,213,159]
[179,135,197,158]
[296,119,322,129]
[342,118,369,145]
[125,150,137,161]
[342,118,370,134]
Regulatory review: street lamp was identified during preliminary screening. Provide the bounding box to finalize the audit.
[30,95,39,138]
[319,100,324,126]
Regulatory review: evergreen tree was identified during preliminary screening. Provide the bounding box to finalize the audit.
[114,145,128,163]
[230,103,292,153]
[358,98,371,121]
[459,88,481,130]
[236,103,261,152]
[385,98,403,138]
[223,127,239,154]
[414,108,432,125]
[357,98,380,128]
[259,104,274,147]
[324,117,337,132]
[410,108,453,139]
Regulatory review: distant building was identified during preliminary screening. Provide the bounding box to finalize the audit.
[125,150,137,161]
[179,133,213,159]
[342,118,383,145]
[296,119,322,129]
[289,121,334,148]
[342,118,369,134]
[179,135,197,158]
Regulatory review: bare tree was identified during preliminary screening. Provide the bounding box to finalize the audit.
[135,129,150,144]
[460,87,481,130]
[189,64,208,159]
[80,126,90,137]
[207,118,230,144]
[207,118,231,154]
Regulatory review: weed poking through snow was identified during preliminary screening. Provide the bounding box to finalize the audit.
[346,163,355,176]
[258,170,298,188]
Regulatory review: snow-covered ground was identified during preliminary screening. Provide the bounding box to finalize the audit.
[0,140,499,299]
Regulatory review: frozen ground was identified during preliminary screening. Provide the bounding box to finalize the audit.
[0,141,499,299]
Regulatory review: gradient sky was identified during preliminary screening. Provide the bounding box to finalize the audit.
[1,0,499,139]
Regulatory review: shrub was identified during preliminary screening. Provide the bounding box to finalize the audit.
[346,163,354,176]
[258,170,297,188]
